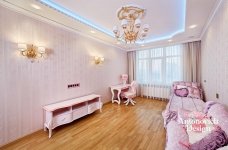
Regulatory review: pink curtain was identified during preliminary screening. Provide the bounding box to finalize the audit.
[127,51,136,83]
[182,41,201,83]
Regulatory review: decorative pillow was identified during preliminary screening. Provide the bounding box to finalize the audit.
[204,101,217,114]
[187,87,201,99]
[162,110,178,127]
[185,82,192,87]
[190,126,228,150]
[192,82,200,88]
[179,81,186,86]
[174,88,189,97]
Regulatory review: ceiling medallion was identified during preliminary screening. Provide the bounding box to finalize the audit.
[113,5,150,44]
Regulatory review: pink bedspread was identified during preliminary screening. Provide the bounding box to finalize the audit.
[162,94,205,127]
[166,94,205,112]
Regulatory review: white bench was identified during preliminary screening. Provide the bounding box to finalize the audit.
[43,94,102,138]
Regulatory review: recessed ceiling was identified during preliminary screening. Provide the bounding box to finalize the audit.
[0,0,218,50]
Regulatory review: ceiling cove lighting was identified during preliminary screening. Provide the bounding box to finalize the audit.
[137,0,186,44]
[90,30,96,34]
[168,39,173,42]
[38,0,186,44]
[38,0,113,37]
[31,4,41,10]
[189,24,197,29]
[113,5,150,43]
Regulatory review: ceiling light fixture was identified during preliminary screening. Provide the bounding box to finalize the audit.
[113,5,150,44]
[168,39,173,42]
[189,24,197,29]
[31,4,41,10]
[90,30,96,34]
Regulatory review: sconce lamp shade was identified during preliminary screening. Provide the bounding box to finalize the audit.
[94,56,99,61]
[18,43,27,51]
[38,46,45,54]
[121,19,128,29]
[134,19,141,28]
[100,57,104,62]
[143,24,150,32]
[113,26,118,34]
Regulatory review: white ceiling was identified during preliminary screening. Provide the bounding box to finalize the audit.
[0,0,218,50]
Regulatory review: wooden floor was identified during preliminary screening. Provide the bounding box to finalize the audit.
[1,97,168,150]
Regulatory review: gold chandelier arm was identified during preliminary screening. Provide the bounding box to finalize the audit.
[21,51,27,56]
[113,5,149,43]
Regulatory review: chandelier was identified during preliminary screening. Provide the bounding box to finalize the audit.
[113,5,150,43]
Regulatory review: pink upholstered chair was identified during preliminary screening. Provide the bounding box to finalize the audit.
[121,81,137,105]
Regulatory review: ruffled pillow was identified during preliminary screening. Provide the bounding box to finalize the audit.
[174,88,189,97]
[204,101,217,114]
[190,126,228,150]
[187,87,201,99]
[192,82,200,88]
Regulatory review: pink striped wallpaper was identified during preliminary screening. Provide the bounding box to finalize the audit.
[201,0,228,106]
[0,5,127,146]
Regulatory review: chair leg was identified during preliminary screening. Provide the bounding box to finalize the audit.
[130,99,135,105]
[125,99,130,105]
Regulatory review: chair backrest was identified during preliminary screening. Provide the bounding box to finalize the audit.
[121,74,128,84]
[130,81,137,93]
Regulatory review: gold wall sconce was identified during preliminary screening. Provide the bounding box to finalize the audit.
[94,56,104,64]
[18,43,46,62]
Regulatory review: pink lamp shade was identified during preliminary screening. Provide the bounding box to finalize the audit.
[121,74,128,85]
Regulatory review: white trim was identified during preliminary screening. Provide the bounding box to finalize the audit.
[200,0,223,39]
[0,0,220,51]
[0,1,125,51]
[127,38,201,52]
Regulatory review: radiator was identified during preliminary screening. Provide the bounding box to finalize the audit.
[140,84,170,99]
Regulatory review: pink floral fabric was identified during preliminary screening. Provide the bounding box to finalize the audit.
[174,88,189,97]
[207,103,228,136]
[187,87,201,99]
[166,121,189,150]
[172,81,203,99]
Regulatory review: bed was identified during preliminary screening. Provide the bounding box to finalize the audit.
[163,81,228,150]
[162,81,205,127]
[165,102,228,150]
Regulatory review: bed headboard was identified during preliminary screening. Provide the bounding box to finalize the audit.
[172,81,201,90]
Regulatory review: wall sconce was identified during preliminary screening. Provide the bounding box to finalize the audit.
[18,43,46,62]
[94,56,104,64]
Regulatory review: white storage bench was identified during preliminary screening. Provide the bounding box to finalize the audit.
[43,94,102,138]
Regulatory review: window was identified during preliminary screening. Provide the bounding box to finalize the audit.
[136,45,183,85]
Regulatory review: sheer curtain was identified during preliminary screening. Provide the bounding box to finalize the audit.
[136,45,183,99]
[134,41,201,100]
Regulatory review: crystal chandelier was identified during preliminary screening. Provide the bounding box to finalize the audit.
[113,5,150,43]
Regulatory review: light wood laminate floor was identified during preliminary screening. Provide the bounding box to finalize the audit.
[1,97,168,150]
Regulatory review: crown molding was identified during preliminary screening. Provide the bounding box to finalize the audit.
[200,0,223,39]
[127,38,201,52]
[0,0,126,51]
